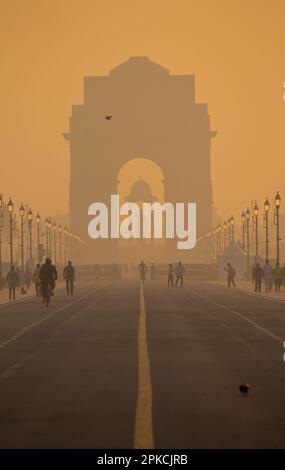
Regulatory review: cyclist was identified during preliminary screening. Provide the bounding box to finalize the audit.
[39,258,57,303]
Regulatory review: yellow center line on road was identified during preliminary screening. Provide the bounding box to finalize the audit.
[134,281,154,449]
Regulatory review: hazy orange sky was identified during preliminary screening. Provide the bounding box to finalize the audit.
[1,0,285,222]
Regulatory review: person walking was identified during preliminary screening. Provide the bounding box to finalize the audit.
[263,259,273,293]
[138,260,148,281]
[150,263,156,280]
[95,263,100,281]
[16,266,22,290]
[175,261,185,287]
[168,263,174,287]
[224,262,236,288]
[33,263,42,297]
[252,262,263,293]
[7,265,18,300]
[24,268,32,290]
[273,262,283,293]
[63,261,75,295]
[282,263,285,288]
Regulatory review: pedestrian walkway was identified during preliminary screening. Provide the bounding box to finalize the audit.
[0,283,65,306]
[213,280,285,303]
[0,287,34,306]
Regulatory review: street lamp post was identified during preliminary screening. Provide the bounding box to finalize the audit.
[264,198,270,260]
[211,228,216,260]
[45,217,49,258]
[77,236,81,264]
[217,224,222,255]
[274,191,281,264]
[241,211,246,250]
[230,216,235,241]
[206,231,211,262]
[58,225,62,266]
[27,208,33,266]
[70,231,74,261]
[48,219,52,259]
[36,213,41,262]
[77,235,80,263]
[227,218,231,244]
[246,207,251,279]
[74,234,78,264]
[253,202,259,258]
[53,222,57,265]
[223,221,227,251]
[74,235,79,264]
[19,203,25,277]
[215,226,219,257]
[68,228,70,261]
[75,235,80,264]
[64,227,68,264]
[7,198,14,266]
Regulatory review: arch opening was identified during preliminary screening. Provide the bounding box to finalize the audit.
[117,158,166,262]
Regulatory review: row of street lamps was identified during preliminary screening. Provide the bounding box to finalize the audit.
[206,215,235,259]
[42,215,80,266]
[0,195,81,278]
[240,192,281,277]
[206,192,282,277]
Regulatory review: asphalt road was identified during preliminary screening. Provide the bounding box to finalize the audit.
[0,279,284,448]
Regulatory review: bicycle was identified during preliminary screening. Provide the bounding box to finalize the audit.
[43,283,53,307]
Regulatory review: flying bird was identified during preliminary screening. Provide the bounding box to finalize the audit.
[239,384,250,396]
[105,115,113,120]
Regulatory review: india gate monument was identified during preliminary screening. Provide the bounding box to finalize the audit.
[64,57,216,263]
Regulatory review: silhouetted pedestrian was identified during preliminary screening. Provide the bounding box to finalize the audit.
[175,261,185,287]
[63,260,75,295]
[24,268,32,290]
[273,262,283,292]
[252,262,263,292]
[33,263,42,296]
[138,260,148,281]
[282,263,285,288]
[150,263,156,280]
[95,263,100,281]
[7,266,18,300]
[224,262,236,288]
[16,267,22,289]
[263,259,273,293]
[168,263,174,287]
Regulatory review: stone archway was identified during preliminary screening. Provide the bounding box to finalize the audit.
[117,158,165,262]
[66,56,215,263]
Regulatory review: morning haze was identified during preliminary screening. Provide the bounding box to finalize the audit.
[0,0,285,220]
